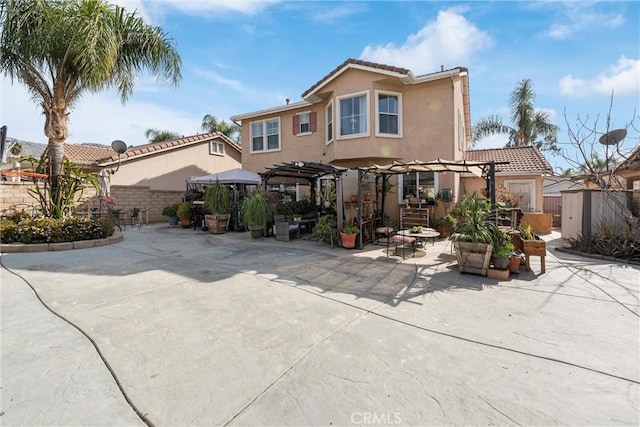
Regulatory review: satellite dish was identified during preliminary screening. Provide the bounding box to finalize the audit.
[111,139,127,154]
[599,129,627,145]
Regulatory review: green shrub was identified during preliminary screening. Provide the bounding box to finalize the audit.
[0,218,19,243]
[0,215,114,244]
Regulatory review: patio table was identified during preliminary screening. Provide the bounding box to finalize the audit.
[398,228,440,248]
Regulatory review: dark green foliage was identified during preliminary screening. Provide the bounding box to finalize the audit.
[0,214,114,244]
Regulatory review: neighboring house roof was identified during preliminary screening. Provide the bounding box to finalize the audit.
[464,146,552,174]
[615,144,640,175]
[61,143,116,165]
[97,132,240,167]
[543,177,584,195]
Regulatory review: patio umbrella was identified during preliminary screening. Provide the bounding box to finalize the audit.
[98,169,111,197]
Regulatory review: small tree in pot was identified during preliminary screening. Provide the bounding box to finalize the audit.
[241,188,268,239]
[176,202,192,227]
[203,179,231,234]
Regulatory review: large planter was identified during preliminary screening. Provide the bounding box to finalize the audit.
[340,232,357,249]
[455,241,493,276]
[248,226,264,239]
[205,214,230,234]
[167,216,179,226]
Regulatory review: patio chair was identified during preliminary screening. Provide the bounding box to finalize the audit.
[274,214,300,242]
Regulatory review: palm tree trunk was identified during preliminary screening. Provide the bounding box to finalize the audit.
[43,82,69,216]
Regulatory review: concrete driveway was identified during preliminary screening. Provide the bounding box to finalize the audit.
[1,225,638,426]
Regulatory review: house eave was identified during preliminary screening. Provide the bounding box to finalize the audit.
[230,100,312,123]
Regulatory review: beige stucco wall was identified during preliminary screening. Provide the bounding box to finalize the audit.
[109,141,241,192]
[240,68,464,173]
[460,174,545,212]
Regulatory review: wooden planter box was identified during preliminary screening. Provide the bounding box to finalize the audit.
[455,241,493,276]
[205,214,230,234]
[512,233,547,274]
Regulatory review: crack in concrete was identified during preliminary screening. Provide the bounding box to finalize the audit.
[478,395,522,426]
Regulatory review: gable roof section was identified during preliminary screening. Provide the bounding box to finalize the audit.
[97,132,240,167]
[464,146,552,174]
[615,144,640,174]
[301,58,412,99]
[231,58,470,124]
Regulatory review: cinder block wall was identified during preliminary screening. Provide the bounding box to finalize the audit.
[110,185,183,223]
[1,183,183,223]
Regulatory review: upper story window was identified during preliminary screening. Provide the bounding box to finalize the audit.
[376,90,402,137]
[209,141,225,156]
[250,118,280,153]
[337,90,369,139]
[326,101,333,144]
[293,112,316,136]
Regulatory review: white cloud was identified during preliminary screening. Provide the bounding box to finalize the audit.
[542,3,624,40]
[309,3,366,23]
[193,68,286,108]
[145,0,280,16]
[359,7,492,74]
[559,56,640,97]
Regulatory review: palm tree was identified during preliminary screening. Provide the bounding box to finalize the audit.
[145,128,180,143]
[0,0,181,213]
[471,79,559,152]
[556,167,575,177]
[201,114,240,143]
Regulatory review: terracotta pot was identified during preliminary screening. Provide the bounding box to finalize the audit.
[340,232,357,249]
[508,256,521,273]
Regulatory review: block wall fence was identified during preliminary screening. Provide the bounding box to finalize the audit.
[1,182,183,223]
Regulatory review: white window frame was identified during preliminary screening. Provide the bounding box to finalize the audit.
[326,101,334,145]
[337,90,370,140]
[397,173,439,203]
[296,112,311,136]
[250,118,281,153]
[375,90,402,138]
[209,141,225,156]
[504,179,536,211]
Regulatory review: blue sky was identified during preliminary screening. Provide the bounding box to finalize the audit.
[2,0,639,172]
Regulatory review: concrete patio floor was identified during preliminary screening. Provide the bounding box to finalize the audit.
[1,225,639,426]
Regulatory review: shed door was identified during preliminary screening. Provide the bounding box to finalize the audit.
[561,192,583,239]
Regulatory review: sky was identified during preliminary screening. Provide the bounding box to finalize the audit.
[1,0,639,173]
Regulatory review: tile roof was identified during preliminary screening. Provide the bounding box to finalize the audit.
[464,146,552,174]
[97,132,241,165]
[615,144,640,173]
[61,144,116,165]
[302,58,411,98]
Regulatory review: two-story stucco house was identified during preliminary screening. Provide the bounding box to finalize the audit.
[231,58,471,219]
[231,58,555,229]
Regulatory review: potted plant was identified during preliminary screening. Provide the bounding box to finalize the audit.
[241,189,269,239]
[316,214,337,246]
[162,204,179,226]
[203,179,231,234]
[453,193,495,276]
[340,224,359,249]
[492,231,515,270]
[436,215,456,238]
[176,202,192,227]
